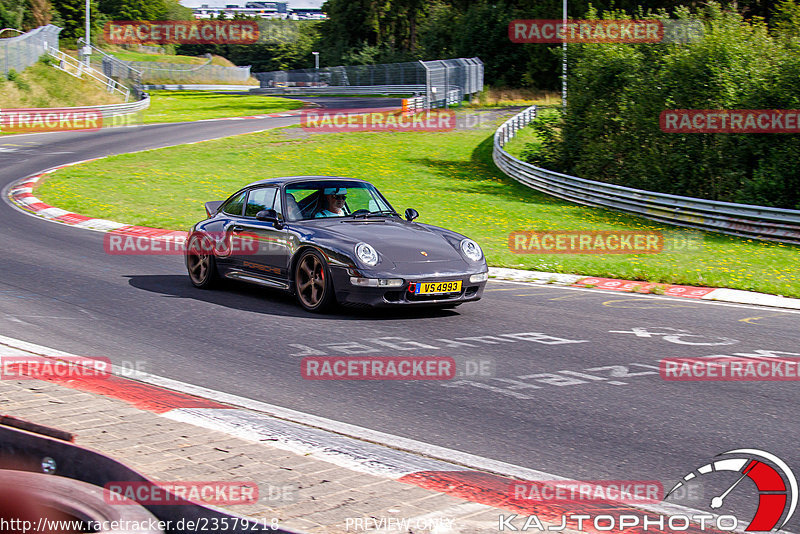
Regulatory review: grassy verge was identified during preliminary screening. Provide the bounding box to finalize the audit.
[0,59,125,108]
[140,91,304,124]
[34,111,800,297]
[106,50,236,66]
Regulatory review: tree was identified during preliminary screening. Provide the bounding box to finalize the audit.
[52,0,100,40]
[97,0,190,21]
[28,0,52,27]
[0,0,25,30]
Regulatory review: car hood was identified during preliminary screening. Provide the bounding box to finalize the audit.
[308,218,465,264]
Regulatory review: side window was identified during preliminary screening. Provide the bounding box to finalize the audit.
[221,191,246,216]
[244,187,278,217]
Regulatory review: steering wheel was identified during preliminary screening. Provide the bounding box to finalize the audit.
[349,209,370,216]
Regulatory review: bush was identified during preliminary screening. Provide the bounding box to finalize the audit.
[525,4,800,209]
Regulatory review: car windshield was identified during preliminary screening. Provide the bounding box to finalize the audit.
[285,180,395,221]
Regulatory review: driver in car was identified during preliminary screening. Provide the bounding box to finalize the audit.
[315,187,347,218]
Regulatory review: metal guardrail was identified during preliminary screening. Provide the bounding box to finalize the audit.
[45,45,131,101]
[93,94,150,119]
[493,106,800,244]
[250,85,425,96]
[402,88,461,111]
[142,84,257,91]
[77,38,143,86]
[15,95,151,120]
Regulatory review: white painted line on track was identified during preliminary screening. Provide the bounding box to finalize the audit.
[0,333,776,533]
[486,278,800,315]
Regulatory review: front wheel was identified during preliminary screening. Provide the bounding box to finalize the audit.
[185,233,219,288]
[294,249,335,312]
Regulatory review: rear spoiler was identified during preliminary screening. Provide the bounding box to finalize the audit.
[205,200,224,218]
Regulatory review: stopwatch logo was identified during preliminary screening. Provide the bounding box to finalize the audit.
[666,449,798,531]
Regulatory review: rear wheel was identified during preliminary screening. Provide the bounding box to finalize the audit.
[294,249,335,312]
[185,233,219,288]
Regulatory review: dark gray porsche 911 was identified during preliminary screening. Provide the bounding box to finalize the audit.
[184,176,488,311]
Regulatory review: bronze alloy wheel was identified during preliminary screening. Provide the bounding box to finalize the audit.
[185,234,219,288]
[295,249,334,312]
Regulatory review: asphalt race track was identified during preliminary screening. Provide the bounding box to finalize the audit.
[1,96,799,522]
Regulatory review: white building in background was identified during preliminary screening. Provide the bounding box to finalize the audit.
[180,0,325,19]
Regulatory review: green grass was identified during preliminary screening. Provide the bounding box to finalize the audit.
[107,50,234,66]
[139,91,304,124]
[34,111,800,298]
[503,121,540,159]
[0,60,125,109]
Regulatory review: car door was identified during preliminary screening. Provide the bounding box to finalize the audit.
[208,190,248,273]
[232,186,293,282]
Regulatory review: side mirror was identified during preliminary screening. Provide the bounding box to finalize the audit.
[256,209,283,228]
[404,208,419,222]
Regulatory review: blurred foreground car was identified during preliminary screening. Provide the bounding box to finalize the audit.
[185,176,488,311]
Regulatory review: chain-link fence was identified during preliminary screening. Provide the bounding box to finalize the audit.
[106,57,252,84]
[254,61,425,88]
[0,25,61,76]
[420,58,483,105]
[253,58,483,106]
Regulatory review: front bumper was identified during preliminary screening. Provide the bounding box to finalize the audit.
[330,266,487,307]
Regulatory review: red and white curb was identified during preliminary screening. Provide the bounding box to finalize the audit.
[194,110,304,122]
[0,334,738,534]
[7,164,800,311]
[8,162,190,243]
[489,268,800,310]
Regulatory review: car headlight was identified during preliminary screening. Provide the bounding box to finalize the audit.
[460,239,483,261]
[470,272,489,283]
[355,242,379,266]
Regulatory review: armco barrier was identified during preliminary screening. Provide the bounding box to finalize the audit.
[1,96,150,129]
[250,85,425,96]
[142,84,256,91]
[92,94,150,119]
[493,106,800,245]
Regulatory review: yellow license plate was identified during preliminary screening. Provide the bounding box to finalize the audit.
[416,280,462,294]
